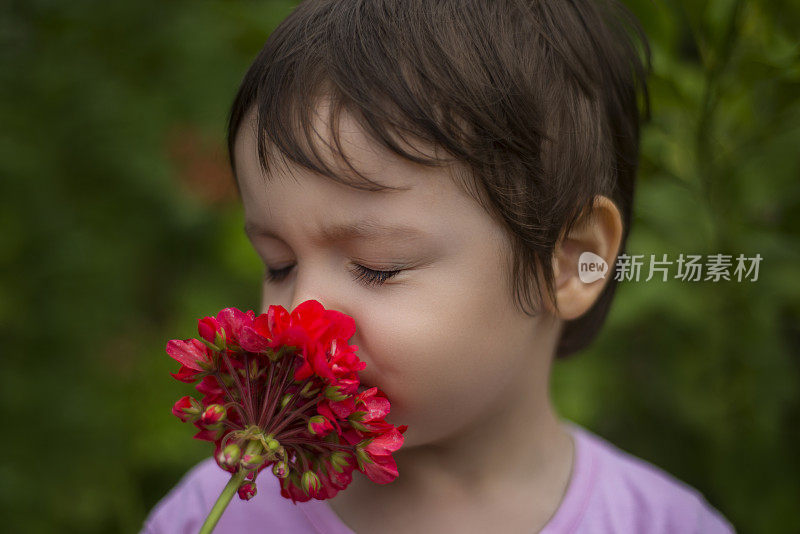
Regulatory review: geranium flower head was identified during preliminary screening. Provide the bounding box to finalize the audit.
[166,299,407,510]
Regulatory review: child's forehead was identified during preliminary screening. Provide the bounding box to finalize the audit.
[234,103,475,206]
[233,96,498,242]
[236,101,445,188]
[236,124,497,249]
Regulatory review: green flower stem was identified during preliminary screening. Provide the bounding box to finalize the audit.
[198,469,247,534]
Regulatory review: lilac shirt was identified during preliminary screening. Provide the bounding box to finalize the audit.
[141,420,735,533]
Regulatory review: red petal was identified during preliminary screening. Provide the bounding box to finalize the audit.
[238,324,272,352]
[322,309,356,341]
[309,342,335,380]
[290,300,327,340]
[196,375,223,396]
[361,453,399,484]
[192,428,221,442]
[170,364,202,383]
[359,390,390,421]
[267,305,291,338]
[166,338,210,371]
[328,396,357,419]
[364,427,404,456]
[252,313,272,338]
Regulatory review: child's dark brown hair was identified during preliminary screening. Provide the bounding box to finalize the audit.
[226,0,652,359]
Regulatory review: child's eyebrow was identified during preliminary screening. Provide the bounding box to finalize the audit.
[244,218,431,245]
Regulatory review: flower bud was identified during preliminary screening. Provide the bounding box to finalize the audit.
[200,404,227,427]
[280,393,294,409]
[239,438,264,470]
[216,443,241,469]
[172,396,202,423]
[272,460,290,479]
[237,480,257,501]
[300,470,321,496]
[266,437,281,452]
[198,316,219,344]
[308,415,334,436]
[240,453,265,470]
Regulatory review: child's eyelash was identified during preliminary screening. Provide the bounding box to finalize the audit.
[264,264,402,287]
[348,264,402,287]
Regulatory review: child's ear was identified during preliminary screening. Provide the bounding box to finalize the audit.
[548,195,623,321]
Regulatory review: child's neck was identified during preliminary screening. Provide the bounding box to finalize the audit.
[327,374,574,533]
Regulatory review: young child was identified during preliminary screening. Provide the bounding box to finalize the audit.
[143,1,736,532]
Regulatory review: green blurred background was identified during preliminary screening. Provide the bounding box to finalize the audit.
[1,0,798,532]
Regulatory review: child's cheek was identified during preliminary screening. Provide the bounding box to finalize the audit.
[359,310,521,447]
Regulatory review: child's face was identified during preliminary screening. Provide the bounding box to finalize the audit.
[234,105,559,448]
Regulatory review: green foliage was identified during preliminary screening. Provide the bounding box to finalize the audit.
[0,1,796,532]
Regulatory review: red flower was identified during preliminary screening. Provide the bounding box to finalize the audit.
[172,396,201,423]
[314,453,355,498]
[216,307,256,348]
[166,299,407,517]
[356,388,391,424]
[350,427,406,484]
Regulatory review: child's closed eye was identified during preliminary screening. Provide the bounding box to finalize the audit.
[264,263,403,288]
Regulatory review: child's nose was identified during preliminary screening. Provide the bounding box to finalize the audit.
[288,270,339,317]
[261,263,351,327]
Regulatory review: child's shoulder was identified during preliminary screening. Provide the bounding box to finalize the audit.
[140,457,352,534]
[140,458,270,533]
[548,421,736,534]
